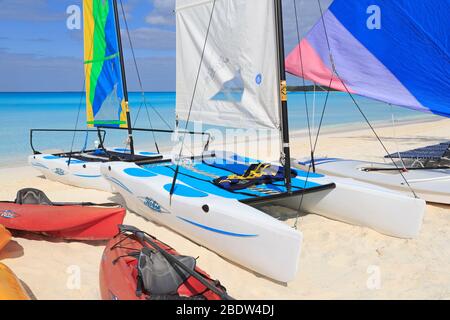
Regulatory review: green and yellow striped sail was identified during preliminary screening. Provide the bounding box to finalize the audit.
[84,0,128,128]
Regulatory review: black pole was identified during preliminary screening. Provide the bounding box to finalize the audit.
[113,0,134,155]
[310,150,316,173]
[275,0,292,192]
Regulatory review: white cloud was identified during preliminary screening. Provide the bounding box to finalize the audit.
[282,0,334,52]
[122,27,175,51]
[0,48,175,92]
[146,0,176,26]
[0,0,64,21]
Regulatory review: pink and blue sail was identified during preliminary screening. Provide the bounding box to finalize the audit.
[285,0,450,118]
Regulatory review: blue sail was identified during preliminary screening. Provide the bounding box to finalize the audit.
[286,0,450,118]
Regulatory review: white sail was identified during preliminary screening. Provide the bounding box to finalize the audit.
[175,0,281,129]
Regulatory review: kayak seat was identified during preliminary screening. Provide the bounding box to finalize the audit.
[14,188,53,205]
[137,247,196,296]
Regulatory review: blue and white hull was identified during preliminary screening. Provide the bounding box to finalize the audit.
[28,148,164,192]
[99,152,338,282]
[100,152,427,281]
[298,157,450,205]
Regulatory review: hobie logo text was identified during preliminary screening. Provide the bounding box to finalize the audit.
[139,197,168,214]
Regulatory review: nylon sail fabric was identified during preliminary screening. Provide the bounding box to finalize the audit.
[285,0,450,118]
[175,0,281,130]
[84,0,128,128]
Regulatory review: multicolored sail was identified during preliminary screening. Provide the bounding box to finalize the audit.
[285,0,450,118]
[83,0,128,127]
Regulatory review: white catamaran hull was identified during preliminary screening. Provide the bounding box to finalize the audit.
[298,158,450,205]
[28,149,164,192]
[100,161,302,283]
[29,154,113,192]
[100,151,426,281]
[289,173,426,238]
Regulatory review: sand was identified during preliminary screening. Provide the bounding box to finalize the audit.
[0,118,449,300]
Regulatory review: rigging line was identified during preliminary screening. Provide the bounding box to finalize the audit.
[293,76,334,229]
[119,0,161,153]
[312,81,316,135]
[68,79,86,167]
[119,0,171,130]
[313,78,333,153]
[132,101,144,127]
[315,0,418,199]
[168,0,217,202]
[390,104,407,170]
[293,0,314,155]
[292,0,333,229]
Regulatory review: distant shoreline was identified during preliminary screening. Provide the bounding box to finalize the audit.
[1,117,445,169]
[0,91,176,94]
[288,85,338,92]
[0,87,336,94]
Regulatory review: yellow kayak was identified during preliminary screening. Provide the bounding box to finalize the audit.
[0,225,11,252]
[0,263,30,300]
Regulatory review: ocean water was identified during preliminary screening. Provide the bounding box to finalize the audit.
[0,91,437,167]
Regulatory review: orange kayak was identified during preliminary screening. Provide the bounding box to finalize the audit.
[0,225,11,251]
[0,263,30,300]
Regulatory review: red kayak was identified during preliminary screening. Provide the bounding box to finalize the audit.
[100,225,230,300]
[0,188,125,241]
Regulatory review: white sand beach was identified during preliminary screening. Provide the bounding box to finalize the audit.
[0,118,449,300]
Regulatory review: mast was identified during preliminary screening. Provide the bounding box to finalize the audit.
[112,0,135,155]
[274,0,292,192]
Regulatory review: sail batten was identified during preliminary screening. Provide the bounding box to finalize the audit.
[83,0,128,128]
[286,0,450,118]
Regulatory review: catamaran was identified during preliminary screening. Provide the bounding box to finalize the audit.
[28,0,182,192]
[100,0,426,282]
[286,0,450,204]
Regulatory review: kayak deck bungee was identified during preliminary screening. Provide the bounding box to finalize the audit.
[100,226,229,300]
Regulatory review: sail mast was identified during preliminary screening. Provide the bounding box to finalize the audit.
[112,0,134,155]
[274,0,292,192]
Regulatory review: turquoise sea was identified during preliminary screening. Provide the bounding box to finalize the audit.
[0,91,437,167]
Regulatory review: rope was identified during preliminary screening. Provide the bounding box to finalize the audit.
[390,104,407,170]
[81,131,89,152]
[313,0,418,198]
[293,0,314,155]
[169,0,217,202]
[294,0,334,229]
[119,0,172,155]
[67,81,87,167]
[293,76,334,229]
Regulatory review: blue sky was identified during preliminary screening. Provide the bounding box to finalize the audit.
[0,0,329,92]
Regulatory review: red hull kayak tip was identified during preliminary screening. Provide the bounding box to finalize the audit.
[100,226,230,300]
[0,188,126,241]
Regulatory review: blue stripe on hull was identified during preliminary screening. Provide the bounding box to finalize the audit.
[177,216,258,238]
[107,177,133,194]
[73,174,102,178]
[31,162,49,170]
